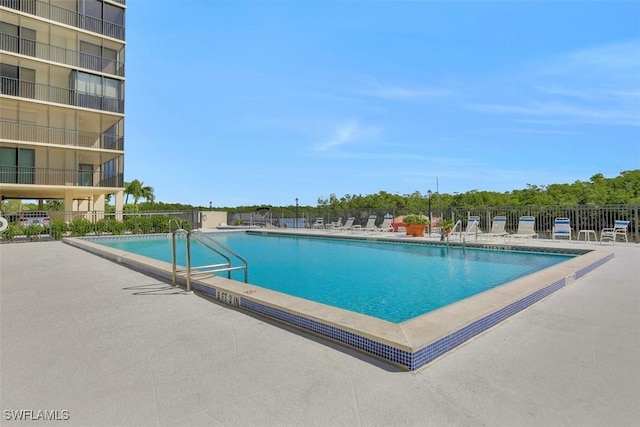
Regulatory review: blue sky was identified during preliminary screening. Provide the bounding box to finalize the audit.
[125,1,640,207]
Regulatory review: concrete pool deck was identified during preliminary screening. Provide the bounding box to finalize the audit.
[1,237,639,426]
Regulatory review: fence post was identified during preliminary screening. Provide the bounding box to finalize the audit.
[635,204,639,243]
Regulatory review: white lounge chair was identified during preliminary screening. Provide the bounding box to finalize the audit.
[479,216,509,240]
[358,215,378,232]
[339,217,356,231]
[600,220,630,243]
[370,214,394,232]
[508,216,538,240]
[464,215,481,237]
[327,217,342,229]
[449,216,481,240]
[552,217,572,241]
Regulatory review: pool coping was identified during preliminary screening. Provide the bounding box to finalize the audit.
[64,230,614,371]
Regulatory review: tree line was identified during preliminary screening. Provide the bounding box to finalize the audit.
[12,169,632,214]
[133,169,639,213]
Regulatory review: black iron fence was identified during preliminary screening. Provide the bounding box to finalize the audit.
[229,204,640,242]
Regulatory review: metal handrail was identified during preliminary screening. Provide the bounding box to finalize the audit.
[462,219,480,243]
[171,228,188,288]
[168,219,181,233]
[188,230,248,280]
[171,229,248,292]
[449,220,463,237]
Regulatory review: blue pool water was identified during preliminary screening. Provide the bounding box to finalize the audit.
[94,233,573,323]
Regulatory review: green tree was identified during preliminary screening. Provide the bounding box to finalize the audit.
[124,179,155,205]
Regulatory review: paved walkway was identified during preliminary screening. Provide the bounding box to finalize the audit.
[1,239,638,426]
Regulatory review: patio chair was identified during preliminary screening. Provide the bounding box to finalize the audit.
[464,215,481,236]
[449,216,481,240]
[339,217,356,231]
[479,216,509,240]
[371,214,394,232]
[312,217,324,229]
[327,217,342,229]
[357,215,377,232]
[552,217,572,241]
[600,220,630,243]
[508,216,538,240]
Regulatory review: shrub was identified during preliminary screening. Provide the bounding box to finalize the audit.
[152,215,170,233]
[109,220,126,235]
[403,215,430,225]
[24,224,44,241]
[137,216,154,234]
[50,220,68,240]
[1,223,21,242]
[124,217,141,234]
[69,218,93,237]
[95,218,110,235]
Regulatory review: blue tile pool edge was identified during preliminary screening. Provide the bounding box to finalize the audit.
[65,234,614,371]
[189,250,614,371]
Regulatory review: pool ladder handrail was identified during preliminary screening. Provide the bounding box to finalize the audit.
[445,219,479,246]
[445,220,464,244]
[171,229,248,292]
[462,218,480,243]
[168,218,182,233]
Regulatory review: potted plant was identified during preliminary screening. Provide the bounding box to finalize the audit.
[437,218,455,240]
[403,215,430,237]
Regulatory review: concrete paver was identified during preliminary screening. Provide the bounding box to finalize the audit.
[1,240,638,426]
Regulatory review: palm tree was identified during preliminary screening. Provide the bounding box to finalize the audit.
[124,179,155,205]
[140,184,155,204]
[124,180,142,204]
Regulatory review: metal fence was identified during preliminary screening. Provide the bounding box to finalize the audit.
[229,204,640,242]
[1,210,199,235]
[3,206,637,242]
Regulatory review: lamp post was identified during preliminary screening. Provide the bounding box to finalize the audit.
[295,198,299,229]
[427,189,432,236]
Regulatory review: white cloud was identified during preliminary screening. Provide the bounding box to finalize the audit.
[469,40,640,128]
[313,120,381,152]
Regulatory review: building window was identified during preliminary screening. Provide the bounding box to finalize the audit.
[70,70,121,111]
[78,163,93,186]
[100,158,118,187]
[79,41,118,74]
[0,147,34,184]
[0,64,35,98]
[79,0,125,39]
[0,21,35,57]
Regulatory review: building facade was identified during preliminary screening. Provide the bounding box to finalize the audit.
[0,0,125,215]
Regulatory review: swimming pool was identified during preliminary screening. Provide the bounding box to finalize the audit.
[67,229,613,370]
[93,233,573,323]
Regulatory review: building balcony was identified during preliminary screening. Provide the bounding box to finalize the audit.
[0,76,124,114]
[0,0,125,41]
[0,165,123,188]
[1,120,124,151]
[0,32,124,77]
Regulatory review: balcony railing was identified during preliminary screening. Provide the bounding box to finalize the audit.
[0,0,125,41]
[0,32,125,77]
[0,165,123,188]
[0,76,124,114]
[1,120,124,151]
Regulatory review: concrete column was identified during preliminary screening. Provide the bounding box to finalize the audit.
[93,193,105,220]
[64,192,74,222]
[114,190,124,221]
